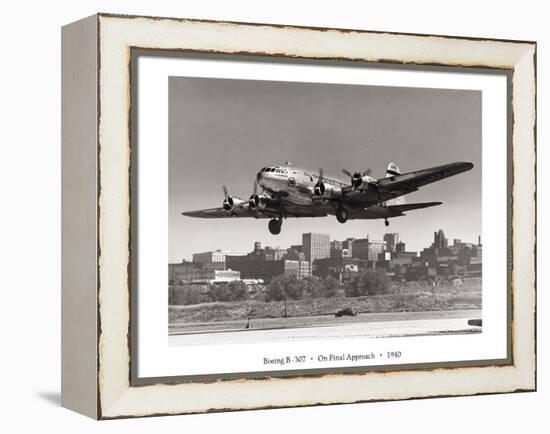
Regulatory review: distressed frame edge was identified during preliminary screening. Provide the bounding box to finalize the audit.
[61,13,100,419]
[90,14,536,419]
[96,11,537,46]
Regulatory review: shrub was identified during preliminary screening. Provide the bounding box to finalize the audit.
[321,276,340,298]
[300,276,323,298]
[346,269,391,297]
[169,286,204,306]
[265,275,303,301]
[227,280,249,301]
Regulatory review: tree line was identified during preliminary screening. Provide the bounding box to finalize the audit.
[169,269,391,306]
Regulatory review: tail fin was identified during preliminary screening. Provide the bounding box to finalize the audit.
[386,162,401,178]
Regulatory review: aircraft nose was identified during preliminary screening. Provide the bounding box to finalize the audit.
[256,172,262,182]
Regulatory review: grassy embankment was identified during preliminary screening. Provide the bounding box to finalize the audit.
[169,285,481,324]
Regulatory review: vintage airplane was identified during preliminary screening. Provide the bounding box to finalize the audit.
[182,161,473,235]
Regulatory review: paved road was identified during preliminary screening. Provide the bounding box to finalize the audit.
[169,309,481,347]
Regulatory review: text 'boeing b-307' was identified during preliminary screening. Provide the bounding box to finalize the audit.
[182,161,473,235]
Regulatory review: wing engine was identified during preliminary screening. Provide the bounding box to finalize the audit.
[248,181,270,210]
[342,168,373,190]
[222,185,245,211]
[313,168,340,198]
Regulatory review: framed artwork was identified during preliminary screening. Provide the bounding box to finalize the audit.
[61,13,536,419]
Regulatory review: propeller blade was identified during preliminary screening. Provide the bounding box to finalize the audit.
[318,168,324,181]
[253,181,257,195]
[222,185,228,198]
[342,169,353,178]
[364,168,372,176]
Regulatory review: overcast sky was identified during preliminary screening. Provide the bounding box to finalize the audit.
[168,76,481,262]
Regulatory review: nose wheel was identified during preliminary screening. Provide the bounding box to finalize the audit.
[268,218,282,235]
[336,206,348,224]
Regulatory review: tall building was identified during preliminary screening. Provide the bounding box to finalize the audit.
[192,250,225,264]
[353,236,385,261]
[396,241,406,253]
[283,260,312,280]
[342,238,354,257]
[302,233,330,264]
[284,248,307,262]
[263,247,287,261]
[330,240,343,258]
[420,230,484,270]
[368,239,386,261]
[383,233,400,252]
[192,250,226,271]
[433,229,448,249]
[352,238,369,260]
[330,240,342,249]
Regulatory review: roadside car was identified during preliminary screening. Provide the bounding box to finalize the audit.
[335,307,357,317]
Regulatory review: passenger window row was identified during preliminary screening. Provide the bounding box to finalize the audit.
[261,167,288,174]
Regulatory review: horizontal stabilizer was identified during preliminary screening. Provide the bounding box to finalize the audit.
[387,201,442,214]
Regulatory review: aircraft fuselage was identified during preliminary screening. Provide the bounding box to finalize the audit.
[256,163,372,207]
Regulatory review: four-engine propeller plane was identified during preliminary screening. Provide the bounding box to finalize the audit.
[182,161,474,235]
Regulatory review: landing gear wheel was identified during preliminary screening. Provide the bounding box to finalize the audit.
[268,219,282,235]
[336,207,348,224]
[384,218,390,227]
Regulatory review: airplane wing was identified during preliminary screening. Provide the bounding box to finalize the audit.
[182,205,275,219]
[341,161,473,206]
[377,161,474,192]
[182,203,328,219]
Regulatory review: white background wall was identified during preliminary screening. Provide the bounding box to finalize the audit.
[0,1,546,432]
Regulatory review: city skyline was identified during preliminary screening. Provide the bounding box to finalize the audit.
[173,228,481,263]
[169,226,482,288]
[169,77,481,263]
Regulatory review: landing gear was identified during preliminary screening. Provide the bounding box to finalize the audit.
[384,218,390,227]
[336,206,348,224]
[268,218,282,235]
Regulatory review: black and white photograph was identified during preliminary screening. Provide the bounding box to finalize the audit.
[168,76,483,348]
